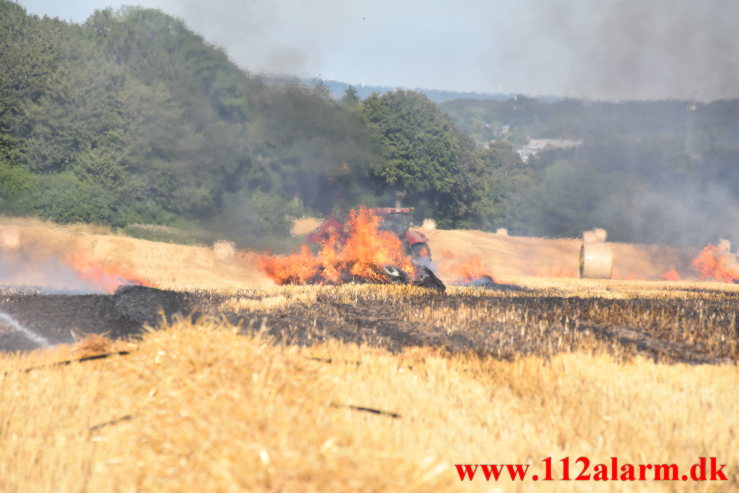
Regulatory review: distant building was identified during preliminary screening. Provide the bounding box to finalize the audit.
[516,138,582,162]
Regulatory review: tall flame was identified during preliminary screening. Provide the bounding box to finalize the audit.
[258,207,414,285]
[691,244,739,283]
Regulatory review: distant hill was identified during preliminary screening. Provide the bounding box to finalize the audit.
[440,96,739,148]
[264,75,527,103]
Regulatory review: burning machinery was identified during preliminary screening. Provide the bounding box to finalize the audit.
[307,208,432,262]
[259,207,445,290]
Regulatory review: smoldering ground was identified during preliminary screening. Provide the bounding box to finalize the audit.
[1,285,735,365]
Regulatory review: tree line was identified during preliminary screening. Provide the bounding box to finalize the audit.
[1,2,736,247]
[0,2,522,246]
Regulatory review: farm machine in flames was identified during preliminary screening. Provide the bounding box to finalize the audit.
[307,208,432,262]
[259,207,445,290]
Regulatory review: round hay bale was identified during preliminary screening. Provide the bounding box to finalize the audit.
[495,228,508,236]
[582,228,607,243]
[0,226,21,250]
[592,228,607,242]
[422,218,436,231]
[212,240,236,263]
[579,242,613,279]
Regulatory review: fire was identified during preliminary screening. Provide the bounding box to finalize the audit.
[65,248,149,293]
[258,207,414,285]
[660,269,681,281]
[436,251,497,284]
[691,244,739,283]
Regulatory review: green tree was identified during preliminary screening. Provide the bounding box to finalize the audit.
[341,85,360,106]
[470,142,527,230]
[361,90,483,227]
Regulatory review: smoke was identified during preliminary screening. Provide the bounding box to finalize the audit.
[0,251,103,294]
[528,0,739,101]
[624,182,739,247]
[160,0,739,101]
[509,139,739,248]
[156,0,351,77]
[0,226,140,294]
[23,0,739,100]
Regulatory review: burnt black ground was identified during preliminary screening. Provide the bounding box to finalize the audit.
[0,286,195,349]
[0,285,736,365]
[244,292,737,364]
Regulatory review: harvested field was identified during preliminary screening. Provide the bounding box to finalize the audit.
[1,312,737,492]
[221,284,737,364]
[1,217,737,491]
[0,216,710,291]
[423,228,699,281]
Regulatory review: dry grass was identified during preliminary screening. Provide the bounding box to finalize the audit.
[213,276,738,304]
[0,215,113,236]
[1,217,737,491]
[426,228,698,281]
[500,275,739,300]
[218,286,321,312]
[0,317,736,492]
[1,214,717,292]
[0,216,272,292]
[216,283,736,365]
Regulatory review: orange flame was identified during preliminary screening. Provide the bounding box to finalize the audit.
[64,248,150,293]
[691,244,739,283]
[436,251,497,284]
[258,207,413,285]
[660,269,681,281]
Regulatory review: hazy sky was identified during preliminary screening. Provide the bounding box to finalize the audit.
[17,0,739,101]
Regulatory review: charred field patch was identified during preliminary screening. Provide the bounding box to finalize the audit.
[1,284,736,365]
[222,286,737,364]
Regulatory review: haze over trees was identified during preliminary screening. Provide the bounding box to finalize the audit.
[1,2,736,247]
[443,98,739,245]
